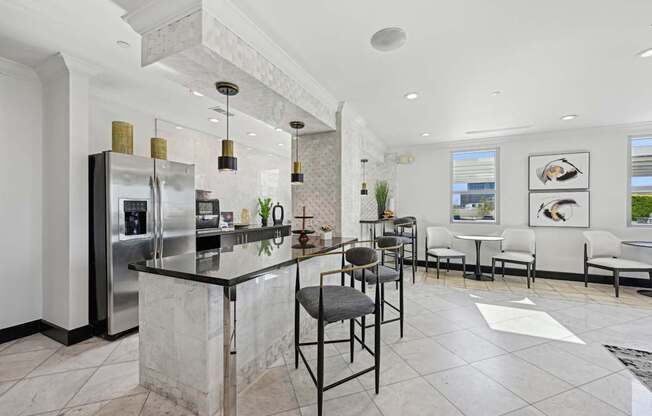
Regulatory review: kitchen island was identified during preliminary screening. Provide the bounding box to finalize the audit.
[129,236,356,416]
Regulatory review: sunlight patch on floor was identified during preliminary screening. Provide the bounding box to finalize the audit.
[476,303,585,344]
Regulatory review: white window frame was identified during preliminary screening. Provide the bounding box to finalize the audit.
[627,135,652,227]
[450,147,500,224]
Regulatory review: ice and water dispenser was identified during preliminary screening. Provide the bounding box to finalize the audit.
[120,199,148,239]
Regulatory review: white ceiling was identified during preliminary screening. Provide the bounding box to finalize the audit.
[232,0,652,145]
[0,0,291,153]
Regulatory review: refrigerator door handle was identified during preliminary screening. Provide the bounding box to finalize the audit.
[150,175,158,258]
[156,176,164,258]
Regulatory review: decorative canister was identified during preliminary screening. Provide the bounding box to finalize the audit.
[111,121,133,154]
[151,137,167,160]
[241,208,250,225]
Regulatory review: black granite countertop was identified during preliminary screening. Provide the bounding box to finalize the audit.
[196,223,290,237]
[128,236,356,287]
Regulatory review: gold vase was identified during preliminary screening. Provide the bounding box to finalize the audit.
[111,121,133,154]
[150,137,167,160]
[241,208,250,225]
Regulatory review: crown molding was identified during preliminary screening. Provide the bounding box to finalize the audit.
[0,57,39,82]
[35,53,102,83]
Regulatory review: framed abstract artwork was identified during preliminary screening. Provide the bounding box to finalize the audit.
[529,191,590,228]
[528,152,590,190]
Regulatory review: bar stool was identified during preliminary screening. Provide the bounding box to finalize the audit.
[295,246,382,416]
[349,237,405,339]
[384,217,417,283]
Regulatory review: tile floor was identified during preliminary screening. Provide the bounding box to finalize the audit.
[2,269,652,416]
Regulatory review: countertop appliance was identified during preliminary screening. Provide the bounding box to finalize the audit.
[89,151,195,337]
[196,198,220,229]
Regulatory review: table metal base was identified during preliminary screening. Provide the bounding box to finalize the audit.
[463,272,495,282]
[638,290,652,298]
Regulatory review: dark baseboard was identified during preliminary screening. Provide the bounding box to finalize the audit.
[0,319,41,344]
[40,320,93,346]
[0,320,93,346]
[416,260,651,289]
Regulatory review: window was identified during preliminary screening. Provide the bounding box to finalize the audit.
[629,137,652,226]
[451,149,498,222]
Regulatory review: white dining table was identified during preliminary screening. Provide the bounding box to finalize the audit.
[622,241,652,297]
[455,235,504,281]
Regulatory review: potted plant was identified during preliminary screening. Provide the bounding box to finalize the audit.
[375,181,390,219]
[320,224,333,241]
[257,197,272,227]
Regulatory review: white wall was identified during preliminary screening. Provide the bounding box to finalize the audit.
[396,123,652,278]
[0,58,43,328]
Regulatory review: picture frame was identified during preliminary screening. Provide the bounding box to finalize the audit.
[528,152,590,191]
[529,191,590,228]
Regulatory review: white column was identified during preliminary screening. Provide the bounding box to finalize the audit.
[36,53,100,330]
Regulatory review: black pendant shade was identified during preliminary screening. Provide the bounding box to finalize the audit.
[216,81,239,173]
[361,158,369,195]
[290,121,305,185]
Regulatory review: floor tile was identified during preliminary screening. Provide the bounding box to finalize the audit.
[434,330,507,362]
[372,377,462,416]
[0,380,16,397]
[0,349,57,382]
[407,312,462,336]
[503,406,547,416]
[58,401,108,415]
[140,392,195,416]
[0,368,93,415]
[551,340,625,372]
[289,354,365,406]
[0,334,61,356]
[470,325,548,352]
[347,347,419,390]
[299,391,381,416]
[580,370,652,415]
[238,367,299,416]
[514,343,612,386]
[473,354,572,403]
[425,365,527,416]
[30,339,119,377]
[68,361,145,407]
[535,388,627,416]
[390,337,466,375]
[103,334,139,365]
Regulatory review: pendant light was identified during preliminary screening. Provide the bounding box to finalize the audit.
[216,81,239,172]
[361,158,369,195]
[290,121,305,184]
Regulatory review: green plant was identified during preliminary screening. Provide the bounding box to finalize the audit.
[257,197,273,220]
[477,198,495,218]
[375,181,390,208]
[631,194,652,222]
[258,239,273,256]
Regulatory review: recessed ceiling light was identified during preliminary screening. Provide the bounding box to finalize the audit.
[175,126,184,130]
[277,143,284,146]
[404,92,419,100]
[560,114,578,121]
[208,118,219,123]
[491,90,502,96]
[247,132,257,136]
[370,27,407,52]
[116,40,130,48]
[275,127,283,132]
[638,48,652,58]
[421,132,431,137]
[191,90,204,97]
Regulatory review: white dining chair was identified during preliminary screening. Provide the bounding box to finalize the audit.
[491,229,536,288]
[583,230,652,297]
[425,226,466,278]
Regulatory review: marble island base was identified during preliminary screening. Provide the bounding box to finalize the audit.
[138,252,340,416]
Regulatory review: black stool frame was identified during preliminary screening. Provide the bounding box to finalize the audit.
[351,239,405,340]
[295,249,382,416]
[383,219,417,283]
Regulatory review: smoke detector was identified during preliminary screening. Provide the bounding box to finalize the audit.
[370,27,407,52]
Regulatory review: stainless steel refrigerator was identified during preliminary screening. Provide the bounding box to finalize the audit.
[89,151,195,337]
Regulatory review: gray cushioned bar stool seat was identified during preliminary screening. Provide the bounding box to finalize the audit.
[296,286,375,323]
[350,265,399,284]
